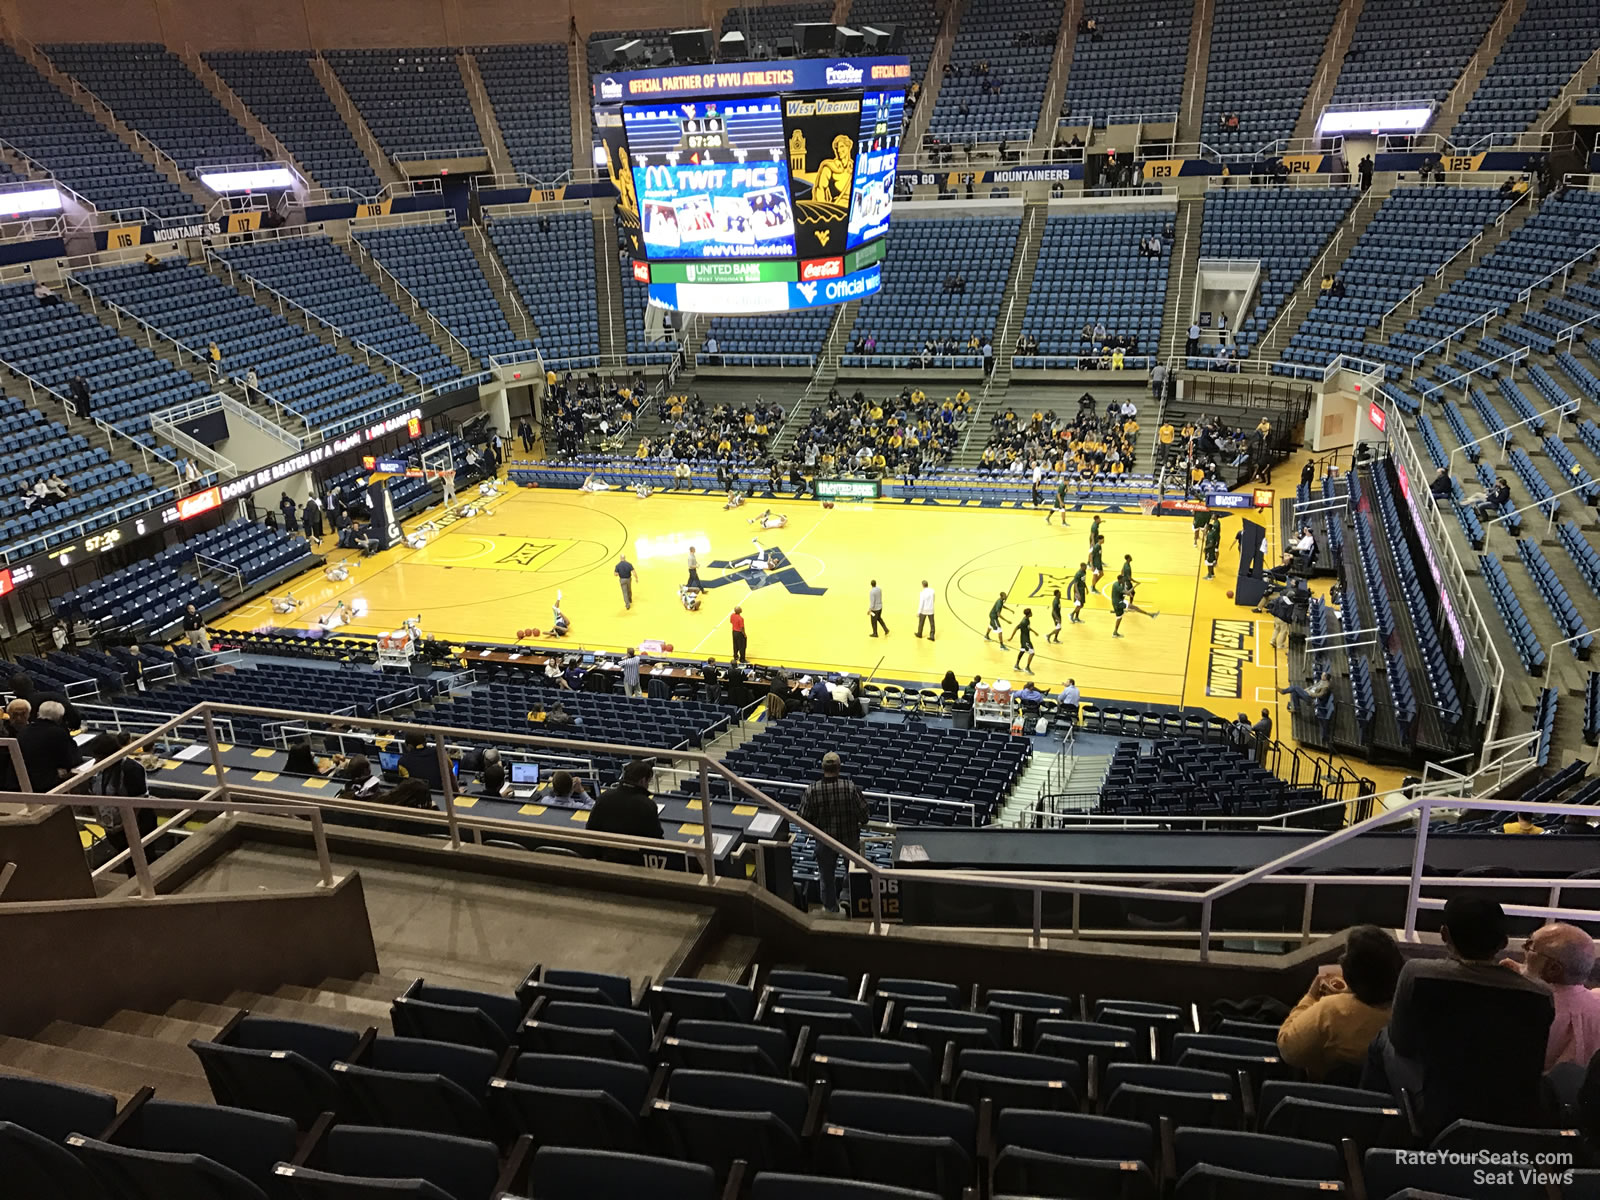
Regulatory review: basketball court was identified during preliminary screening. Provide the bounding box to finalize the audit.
[230,482,1292,719]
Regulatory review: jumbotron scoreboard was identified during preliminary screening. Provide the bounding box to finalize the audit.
[593,56,910,314]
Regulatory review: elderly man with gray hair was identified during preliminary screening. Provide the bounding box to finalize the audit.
[1504,922,1600,1070]
[19,699,81,789]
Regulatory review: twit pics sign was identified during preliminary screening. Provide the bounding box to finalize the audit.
[782,93,861,262]
[624,98,795,261]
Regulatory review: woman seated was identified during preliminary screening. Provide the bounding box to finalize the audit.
[1277,924,1403,1082]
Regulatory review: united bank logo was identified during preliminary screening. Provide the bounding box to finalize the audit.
[599,76,623,101]
[825,62,865,86]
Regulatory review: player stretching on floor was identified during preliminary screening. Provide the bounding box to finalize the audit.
[984,591,1012,649]
[749,509,787,530]
[1013,608,1036,673]
[1117,555,1160,619]
[1046,588,1063,643]
[1068,564,1088,623]
[1089,535,1107,592]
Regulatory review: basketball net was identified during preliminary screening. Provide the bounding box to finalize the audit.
[1138,497,1159,517]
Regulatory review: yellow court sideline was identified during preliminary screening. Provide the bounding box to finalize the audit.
[229,483,1293,720]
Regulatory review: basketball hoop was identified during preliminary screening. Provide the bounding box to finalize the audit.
[1138,497,1159,517]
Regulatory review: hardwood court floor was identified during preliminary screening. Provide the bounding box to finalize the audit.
[232,480,1296,718]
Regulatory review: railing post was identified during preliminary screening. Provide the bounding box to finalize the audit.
[870,874,884,934]
[1402,802,1432,941]
[119,803,157,898]
[437,741,461,849]
[697,760,716,882]
[1300,882,1315,944]
[1198,897,1214,961]
[309,809,336,887]
[203,708,231,808]
[1031,888,1044,949]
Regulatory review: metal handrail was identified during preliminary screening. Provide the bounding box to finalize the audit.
[346,232,477,368]
[37,696,1577,953]
[62,271,314,436]
[1516,237,1600,305]
[392,145,488,163]
[206,245,427,390]
[1382,392,1508,751]
[1537,44,1600,130]
[1435,0,1520,130]
[1418,343,1528,398]
[1408,307,1501,370]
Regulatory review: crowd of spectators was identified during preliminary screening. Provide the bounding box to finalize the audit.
[545,371,647,458]
[1275,898,1600,1139]
[17,472,73,512]
[977,396,1141,478]
[634,393,787,465]
[1159,412,1274,487]
[791,386,971,480]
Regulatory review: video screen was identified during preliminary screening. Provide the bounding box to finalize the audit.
[847,90,904,250]
[624,98,795,260]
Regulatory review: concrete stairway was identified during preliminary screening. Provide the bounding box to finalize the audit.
[1176,0,1216,146]
[904,0,967,151]
[196,249,412,400]
[460,51,514,178]
[1161,193,1206,362]
[14,40,215,215]
[594,210,626,361]
[341,236,478,374]
[1429,0,1528,140]
[811,300,862,395]
[984,201,1047,396]
[1249,179,1390,366]
[1534,47,1600,133]
[181,49,318,188]
[0,974,430,1104]
[568,26,592,182]
[311,54,401,189]
[1291,0,1367,141]
[70,271,310,444]
[464,223,539,345]
[1371,193,1537,348]
[1031,0,1083,149]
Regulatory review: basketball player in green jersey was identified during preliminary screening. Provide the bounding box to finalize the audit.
[1046,587,1063,642]
[1068,564,1088,622]
[1089,535,1106,592]
[1110,575,1129,637]
[1117,554,1160,619]
[984,591,1012,648]
[1013,608,1036,673]
[1046,479,1070,526]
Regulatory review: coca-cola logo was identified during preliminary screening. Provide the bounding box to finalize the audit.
[801,256,843,280]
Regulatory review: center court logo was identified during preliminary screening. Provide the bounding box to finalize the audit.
[825,62,864,86]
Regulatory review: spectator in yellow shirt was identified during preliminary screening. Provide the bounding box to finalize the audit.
[1278,925,1403,1081]
[1503,813,1544,834]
